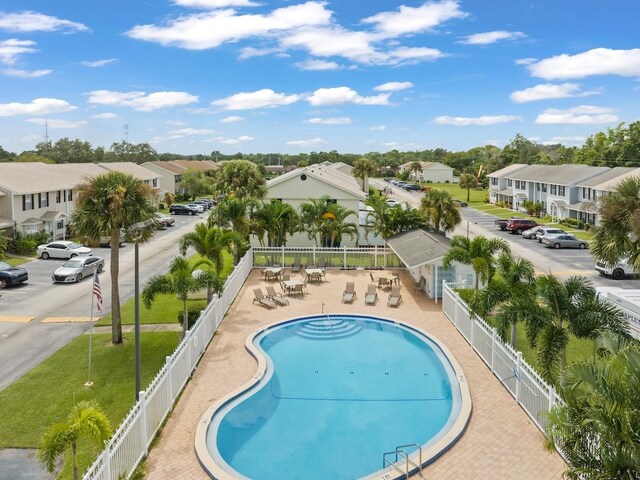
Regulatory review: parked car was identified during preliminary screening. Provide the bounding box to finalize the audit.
[386,199,400,207]
[52,256,104,283]
[404,184,422,191]
[0,261,28,288]
[494,216,523,231]
[37,241,92,259]
[199,198,215,208]
[521,225,546,240]
[506,219,542,235]
[154,212,175,229]
[169,204,199,215]
[188,203,205,213]
[595,258,639,280]
[454,200,468,207]
[99,229,125,247]
[536,227,566,243]
[541,233,588,249]
[193,200,210,210]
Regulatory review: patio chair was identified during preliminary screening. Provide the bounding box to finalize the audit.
[378,277,391,290]
[300,267,307,278]
[392,272,401,285]
[253,288,276,309]
[280,281,290,294]
[309,271,322,282]
[342,282,356,304]
[387,286,403,307]
[291,283,304,297]
[365,284,378,305]
[291,255,301,273]
[282,274,291,281]
[318,258,326,269]
[264,270,276,282]
[413,277,426,294]
[302,277,309,293]
[266,286,289,306]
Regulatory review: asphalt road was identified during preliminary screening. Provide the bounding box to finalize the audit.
[0,211,205,391]
[371,179,640,290]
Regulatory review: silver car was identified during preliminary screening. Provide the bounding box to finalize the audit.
[541,234,588,249]
[52,256,105,283]
[521,225,546,240]
[536,227,566,243]
[37,241,92,259]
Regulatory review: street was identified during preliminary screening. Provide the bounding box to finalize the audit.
[0,212,205,391]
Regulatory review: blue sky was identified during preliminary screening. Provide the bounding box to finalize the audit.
[0,0,639,155]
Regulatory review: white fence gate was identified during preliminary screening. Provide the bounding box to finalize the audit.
[82,248,254,480]
[441,282,563,435]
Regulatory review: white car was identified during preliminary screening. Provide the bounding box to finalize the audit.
[595,258,639,280]
[187,203,204,213]
[386,199,400,207]
[37,241,93,259]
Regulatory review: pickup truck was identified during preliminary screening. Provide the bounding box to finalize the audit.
[494,216,523,231]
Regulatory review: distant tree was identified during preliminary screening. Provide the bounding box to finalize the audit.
[499,133,541,166]
[36,138,95,163]
[458,173,478,202]
[180,169,209,200]
[211,196,253,263]
[420,189,461,233]
[353,157,378,192]
[214,160,266,200]
[297,160,308,168]
[0,145,14,161]
[252,200,299,247]
[10,153,55,163]
[163,192,175,208]
[109,141,158,164]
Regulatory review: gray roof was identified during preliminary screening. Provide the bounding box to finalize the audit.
[592,168,640,192]
[568,201,598,213]
[487,164,527,178]
[0,162,105,194]
[40,210,68,220]
[98,162,159,181]
[386,229,450,268]
[574,167,636,188]
[495,188,514,196]
[509,164,609,184]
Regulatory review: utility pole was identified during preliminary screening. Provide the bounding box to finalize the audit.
[124,124,129,143]
[44,121,49,144]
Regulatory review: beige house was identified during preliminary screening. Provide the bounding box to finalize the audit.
[141,160,219,195]
[399,161,454,183]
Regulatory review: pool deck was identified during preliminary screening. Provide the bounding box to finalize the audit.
[145,269,565,480]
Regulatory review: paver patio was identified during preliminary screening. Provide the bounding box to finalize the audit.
[145,269,565,479]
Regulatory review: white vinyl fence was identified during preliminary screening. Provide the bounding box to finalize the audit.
[252,245,403,269]
[442,282,564,434]
[82,249,254,480]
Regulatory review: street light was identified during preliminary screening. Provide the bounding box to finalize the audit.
[128,218,155,401]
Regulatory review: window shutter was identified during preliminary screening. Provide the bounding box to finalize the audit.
[22,196,26,211]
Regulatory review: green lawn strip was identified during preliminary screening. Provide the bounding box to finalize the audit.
[0,331,180,478]
[424,183,487,203]
[3,256,31,266]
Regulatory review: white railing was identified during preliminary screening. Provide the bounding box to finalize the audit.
[252,245,403,269]
[82,248,254,480]
[441,282,561,436]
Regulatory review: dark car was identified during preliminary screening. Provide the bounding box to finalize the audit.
[506,219,541,235]
[455,200,468,207]
[193,200,210,210]
[404,184,422,191]
[495,216,523,231]
[169,204,199,215]
[0,261,28,288]
[199,198,215,208]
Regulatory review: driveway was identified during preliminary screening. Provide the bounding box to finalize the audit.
[0,212,205,391]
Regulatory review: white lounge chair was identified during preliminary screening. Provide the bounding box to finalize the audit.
[253,288,276,309]
[266,286,289,306]
[387,286,403,308]
[342,282,356,304]
[365,284,378,305]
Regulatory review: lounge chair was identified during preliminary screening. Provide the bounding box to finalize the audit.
[291,256,301,273]
[365,284,378,305]
[266,286,289,306]
[369,272,376,284]
[342,282,356,304]
[387,286,403,307]
[253,288,276,309]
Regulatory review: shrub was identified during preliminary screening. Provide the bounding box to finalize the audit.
[483,196,490,203]
[177,301,207,329]
[444,180,450,184]
[584,223,592,232]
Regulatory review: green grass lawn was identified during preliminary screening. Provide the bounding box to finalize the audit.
[3,256,31,266]
[0,331,180,478]
[424,182,487,204]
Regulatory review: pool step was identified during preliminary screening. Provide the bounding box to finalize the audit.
[296,319,362,340]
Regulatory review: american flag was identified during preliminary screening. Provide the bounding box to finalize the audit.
[93,270,103,313]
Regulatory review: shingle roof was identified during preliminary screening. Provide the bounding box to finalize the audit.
[574,167,637,188]
[509,164,610,184]
[98,162,159,181]
[143,161,186,174]
[487,164,528,178]
[0,162,105,194]
[171,160,219,171]
[592,168,640,192]
[386,229,450,268]
[267,165,366,199]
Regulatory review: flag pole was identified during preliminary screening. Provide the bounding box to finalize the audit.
[84,266,97,387]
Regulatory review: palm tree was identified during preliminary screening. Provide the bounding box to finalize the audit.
[475,252,536,347]
[143,256,223,337]
[458,173,478,202]
[320,203,358,247]
[252,200,299,247]
[545,333,640,479]
[207,196,251,264]
[352,157,378,193]
[420,188,461,233]
[39,400,112,480]
[214,160,266,200]
[299,196,331,246]
[179,224,239,301]
[525,275,628,383]
[364,195,427,240]
[592,175,640,272]
[72,171,156,344]
[410,161,422,182]
[442,235,511,292]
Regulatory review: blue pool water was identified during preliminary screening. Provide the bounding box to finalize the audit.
[206,315,463,480]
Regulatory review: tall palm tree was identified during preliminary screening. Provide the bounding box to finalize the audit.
[545,333,640,479]
[72,171,156,344]
[207,196,252,264]
[179,224,239,301]
[352,157,378,193]
[458,173,478,202]
[592,175,640,272]
[442,235,511,292]
[39,400,112,480]
[214,160,266,200]
[420,189,461,233]
[475,252,536,347]
[525,275,628,383]
[410,161,422,182]
[143,256,223,337]
[252,200,299,247]
[321,203,358,247]
[299,196,331,246]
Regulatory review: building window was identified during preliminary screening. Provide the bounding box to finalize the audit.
[56,219,64,229]
[490,178,498,186]
[522,181,526,189]
[56,191,61,203]
[507,179,513,187]
[582,187,586,198]
[551,185,557,195]
[515,180,520,189]
[23,194,34,211]
[542,184,547,192]
[68,189,73,201]
[326,199,337,205]
[558,186,565,196]
[536,183,540,191]
[152,178,158,187]
[39,192,49,208]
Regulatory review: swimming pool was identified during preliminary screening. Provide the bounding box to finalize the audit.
[196,314,471,480]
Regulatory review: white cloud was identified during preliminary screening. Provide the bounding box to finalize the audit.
[92,112,117,119]
[374,81,413,92]
[362,0,467,38]
[307,87,389,106]
[369,125,387,131]
[286,137,327,147]
[25,118,87,128]
[305,117,352,125]
[218,135,254,144]
[220,115,244,123]
[527,48,640,80]
[0,11,88,33]
[238,46,284,59]
[167,128,217,139]
[165,120,185,126]
[515,57,536,65]
[173,0,258,7]
[0,98,77,117]
[127,2,331,49]
[459,30,525,45]
[294,59,341,71]
[1,68,51,78]
[0,39,37,65]
[544,136,586,145]
[434,115,522,126]
[82,58,117,68]
[212,88,300,110]
[510,82,601,103]
[87,90,198,111]
[382,142,400,147]
[535,105,618,125]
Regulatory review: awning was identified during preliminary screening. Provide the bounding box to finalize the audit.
[495,188,513,196]
[21,217,44,226]
[40,210,68,221]
[515,192,528,198]
[0,217,13,229]
[550,199,568,207]
[568,201,597,213]
[386,229,450,269]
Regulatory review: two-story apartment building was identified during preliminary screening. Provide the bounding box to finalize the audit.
[399,161,454,183]
[141,160,218,195]
[488,164,528,205]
